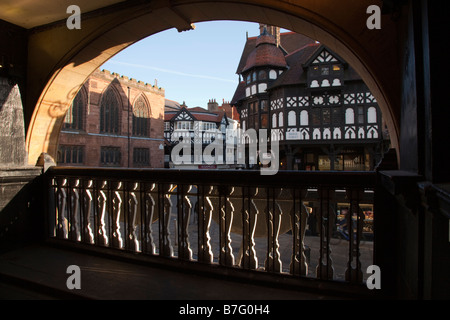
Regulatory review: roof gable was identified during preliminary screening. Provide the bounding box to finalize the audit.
[304,45,346,67]
[173,107,194,121]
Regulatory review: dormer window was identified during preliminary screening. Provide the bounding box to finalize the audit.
[321,66,330,75]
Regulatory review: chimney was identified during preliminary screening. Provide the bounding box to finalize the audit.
[259,23,280,47]
[207,99,218,112]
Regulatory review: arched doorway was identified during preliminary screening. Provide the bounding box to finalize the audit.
[25,0,400,165]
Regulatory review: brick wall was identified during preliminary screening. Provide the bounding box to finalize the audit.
[58,69,165,168]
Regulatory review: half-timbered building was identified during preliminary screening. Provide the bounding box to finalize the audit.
[232,25,390,171]
[164,102,238,169]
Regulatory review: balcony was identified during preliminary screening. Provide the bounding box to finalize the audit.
[8,167,377,299]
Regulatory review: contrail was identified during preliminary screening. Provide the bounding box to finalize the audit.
[104,60,236,83]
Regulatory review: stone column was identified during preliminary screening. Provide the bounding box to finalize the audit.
[0,77,26,166]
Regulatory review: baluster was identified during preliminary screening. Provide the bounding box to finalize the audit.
[68,179,80,241]
[110,181,123,249]
[242,187,258,270]
[143,183,157,254]
[160,183,174,257]
[96,180,109,246]
[290,189,309,276]
[177,184,193,260]
[82,180,94,244]
[126,182,139,252]
[56,178,68,239]
[316,188,335,280]
[266,188,283,273]
[198,185,213,263]
[219,185,234,267]
[345,188,365,283]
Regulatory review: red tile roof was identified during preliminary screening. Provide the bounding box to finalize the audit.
[165,106,226,123]
[236,32,315,74]
[242,33,287,72]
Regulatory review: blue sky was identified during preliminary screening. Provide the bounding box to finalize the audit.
[101,21,273,108]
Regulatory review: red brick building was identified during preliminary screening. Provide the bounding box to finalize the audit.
[57,69,165,168]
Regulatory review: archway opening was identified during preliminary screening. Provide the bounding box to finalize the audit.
[25,1,400,168]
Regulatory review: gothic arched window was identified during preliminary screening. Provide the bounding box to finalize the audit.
[133,95,150,137]
[100,88,120,134]
[64,88,85,130]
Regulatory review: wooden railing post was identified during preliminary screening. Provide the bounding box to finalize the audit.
[345,187,365,283]
[316,187,335,280]
[218,185,235,267]
[242,186,258,270]
[266,187,283,273]
[290,188,309,276]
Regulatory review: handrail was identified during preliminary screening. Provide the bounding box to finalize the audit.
[46,167,376,188]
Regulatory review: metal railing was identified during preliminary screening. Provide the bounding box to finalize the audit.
[46,167,376,284]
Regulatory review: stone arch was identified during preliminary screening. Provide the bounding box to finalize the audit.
[25,0,400,165]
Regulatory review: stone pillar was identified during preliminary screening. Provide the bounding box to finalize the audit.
[0,77,27,166]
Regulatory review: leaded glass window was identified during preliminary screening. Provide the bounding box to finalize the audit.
[133,95,150,137]
[100,88,120,134]
[64,89,84,130]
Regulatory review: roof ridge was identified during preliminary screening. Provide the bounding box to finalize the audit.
[285,42,320,58]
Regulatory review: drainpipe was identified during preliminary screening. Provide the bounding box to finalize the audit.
[127,86,131,168]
